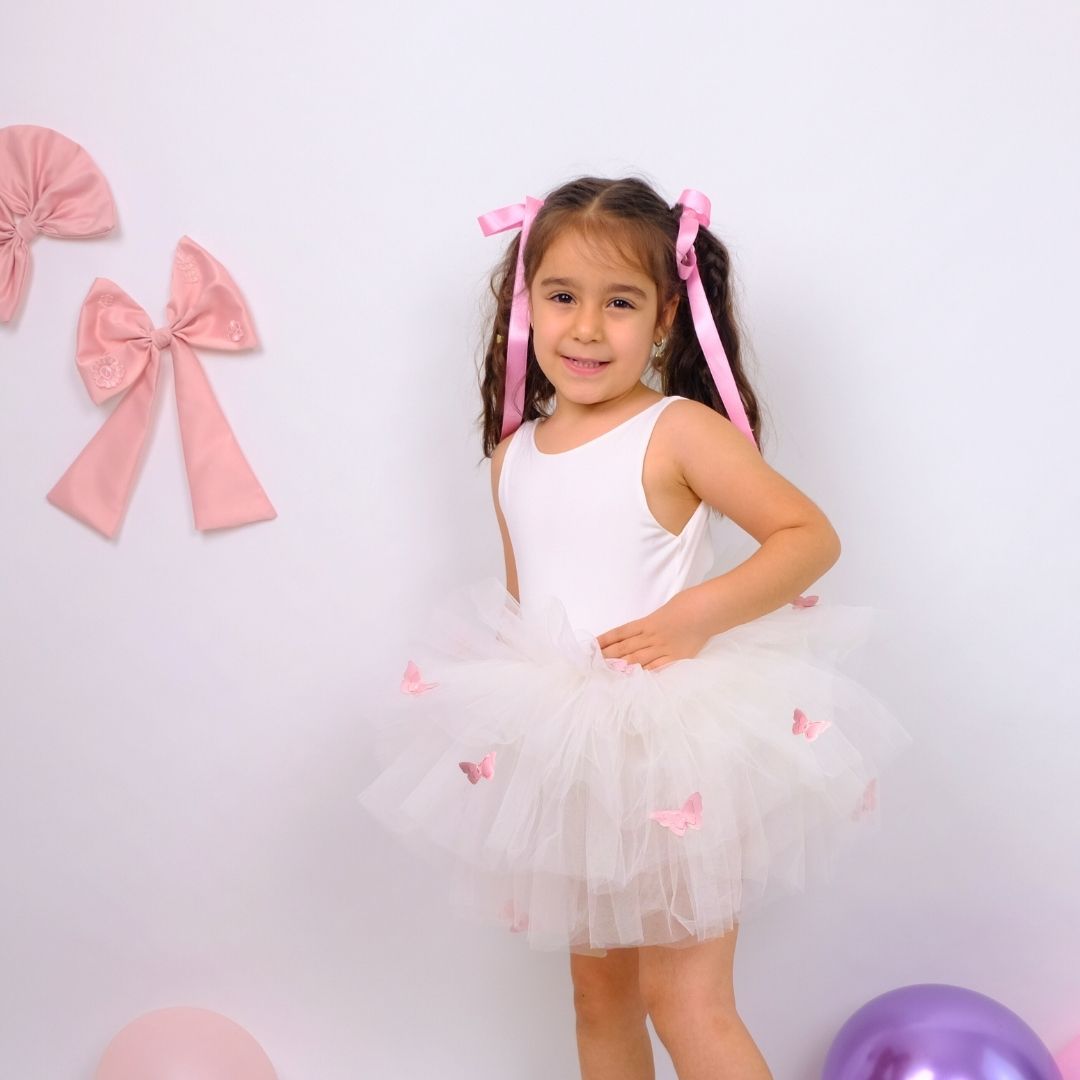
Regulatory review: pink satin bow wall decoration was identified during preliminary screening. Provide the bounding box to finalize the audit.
[0,124,117,323]
[46,236,277,538]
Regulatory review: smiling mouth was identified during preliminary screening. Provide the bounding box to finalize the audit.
[563,355,610,369]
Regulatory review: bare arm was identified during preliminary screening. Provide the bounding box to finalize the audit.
[490,435,520,603]
[669,399,842,637]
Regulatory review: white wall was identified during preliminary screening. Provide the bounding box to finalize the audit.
[2,1,1077,1077]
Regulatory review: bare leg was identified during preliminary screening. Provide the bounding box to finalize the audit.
[639,925,772,1080]
[570,946,655,1080]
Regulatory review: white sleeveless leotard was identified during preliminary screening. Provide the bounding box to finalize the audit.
[497,395,714,638]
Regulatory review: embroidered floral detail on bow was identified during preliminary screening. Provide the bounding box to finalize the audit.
[90,354,126,389]
[791,594,819,608]
[97,292,116,308]
[458,751,496,784]
[792,707,831,741]
[649,791,702,836]
[175,251,200,283]
[226,320,244,342]
[851,777,878,821]
[400,659,438,695]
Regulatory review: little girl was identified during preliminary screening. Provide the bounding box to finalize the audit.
[357,176,911,1079]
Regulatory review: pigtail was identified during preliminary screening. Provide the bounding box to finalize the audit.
[477,232,553,459]
[658,217,765,451]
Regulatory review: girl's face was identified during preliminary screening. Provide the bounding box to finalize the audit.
[528,228,676,406]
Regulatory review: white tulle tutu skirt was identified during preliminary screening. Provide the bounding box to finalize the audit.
[356,576,912,957]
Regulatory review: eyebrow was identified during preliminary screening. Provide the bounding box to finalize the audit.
[539,276,650,301]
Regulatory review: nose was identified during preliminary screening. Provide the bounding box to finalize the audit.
[570,303,602,342]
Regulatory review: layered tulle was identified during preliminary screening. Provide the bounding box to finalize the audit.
[356,576,911,956]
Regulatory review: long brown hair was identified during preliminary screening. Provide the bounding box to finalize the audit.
[476,175,764,458]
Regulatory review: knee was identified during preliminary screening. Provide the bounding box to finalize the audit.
[640,981,742,1042]
[571,967,646,1028]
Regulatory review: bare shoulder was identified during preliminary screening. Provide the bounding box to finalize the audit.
[657,396,731,437]
[653,397,753,471]
[657,397,838,547]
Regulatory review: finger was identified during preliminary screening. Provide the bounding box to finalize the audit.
[601,633,650,661]
[633,645,670,670]
[598,620,642,649]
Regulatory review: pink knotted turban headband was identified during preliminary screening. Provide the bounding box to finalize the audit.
[0,124,117,323]
[477,188,757,450]
[46,236,277,538]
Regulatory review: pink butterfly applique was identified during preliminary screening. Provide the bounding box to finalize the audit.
[792,707,831,741]
[649,791,703,837]
[791,594,820,608]
[400,659,438,695]
[604,657,636,674]
[500,899,530,932]
[851,777,878,821]
[458,750,496,784]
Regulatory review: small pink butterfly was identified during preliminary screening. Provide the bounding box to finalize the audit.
[851,777,878,821]
[649,791,703,837]
[792,707,831,741]
[604,657,636,674]
[400,659,438,695]
[500,899,530,932]
[458,750,496,784]
[791,593,820,608]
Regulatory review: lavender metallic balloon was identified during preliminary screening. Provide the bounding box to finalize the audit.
[822,983,1063,1080]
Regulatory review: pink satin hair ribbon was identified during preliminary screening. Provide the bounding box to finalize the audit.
[477,196,544,441]
[672,190,756,448]
[46,236,277,538]
[477,188,757,450]
[0,124,117,323]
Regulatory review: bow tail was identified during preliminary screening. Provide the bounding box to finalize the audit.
[171,338,276,531]
[0,242,30,323]
[46,355,161,538]
[684,265,756,448]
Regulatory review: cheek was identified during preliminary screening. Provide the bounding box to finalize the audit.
[611,322,652,348]
[529,310,560,345]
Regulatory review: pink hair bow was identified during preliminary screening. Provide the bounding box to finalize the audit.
[477,196,544,441]
[0,124,117,323]
[46,236,277,538]
[674,189,756,449]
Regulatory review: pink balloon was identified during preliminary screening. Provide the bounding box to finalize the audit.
[95,1007,277,1080]
[1059,1035,1080,1080]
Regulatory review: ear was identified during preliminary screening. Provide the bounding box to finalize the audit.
[657,295,679,338]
